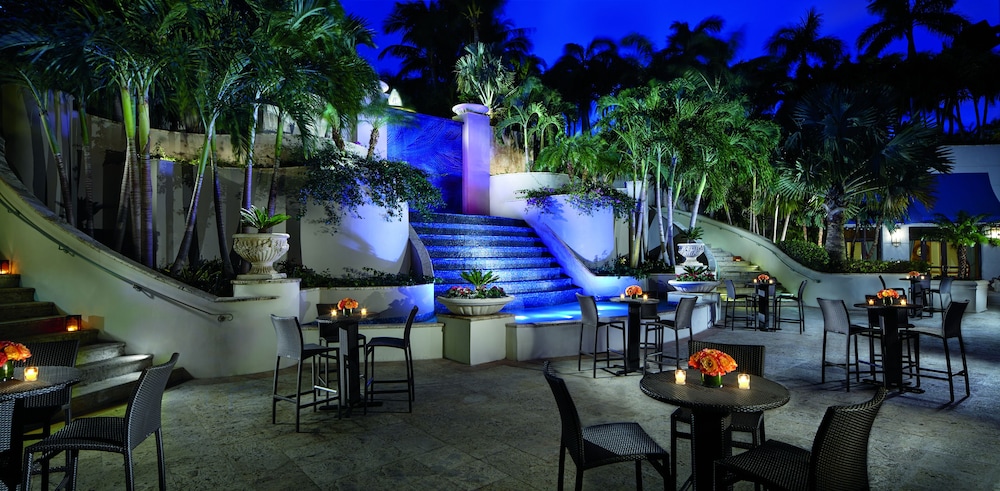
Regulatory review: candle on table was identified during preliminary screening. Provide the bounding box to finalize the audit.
[642,294,648,300]
[738,373,751,389]
[675,369,686,385]
[331,309,337,317]
[620,293,625,299]
[868,298,874,305]
[361,308,367,316]
[900,299,907,306]
[24,366,38,381]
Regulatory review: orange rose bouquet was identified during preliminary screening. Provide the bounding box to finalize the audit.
[689,348,738,376]
[0,341,31,381]
[337,298,359,311]
[624,285,643,297]
[755,273,771,282]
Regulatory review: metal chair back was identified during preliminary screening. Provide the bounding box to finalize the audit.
[941,300,969,339]
[818,298,852,335]
[808,388,887,490]
[673,296,698,331]
[126,353,180,452]
[542,361,585,465]
[575,293,598,328]
[271,314,305,361]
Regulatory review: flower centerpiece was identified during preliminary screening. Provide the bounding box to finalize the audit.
[625,285,643,298]
[876,288,900,305]
[0,341,31,382]
[668,265,721,293]
[688,348,738,388]
[755,273,771,283]
[437,269,514,316]
[907,270,920,278]
[337,297,359,315]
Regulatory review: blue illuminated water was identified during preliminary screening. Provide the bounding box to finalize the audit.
[509,299,679,324]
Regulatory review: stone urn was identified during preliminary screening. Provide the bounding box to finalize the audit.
[233,233,290,280]
[437,296,515,316]
[675,242,705,274]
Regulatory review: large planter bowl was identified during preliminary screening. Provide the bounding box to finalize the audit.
[668,280,721,293]
[677,242,706,267]
[233,233,290,280]
[437,296,515,316]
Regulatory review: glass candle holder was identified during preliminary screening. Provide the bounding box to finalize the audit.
[675,369,687,385]
[23,366,39,381]
[738,373,751,389]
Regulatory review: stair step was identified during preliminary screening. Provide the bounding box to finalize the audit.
[77,341,127,365]
[435,278,576,296]
[0,274,20,289]
[0,315,72,338]
[413,213,527,227]
[431,257,559,270]
[10,328,100,345]
[411,222,536,237]
[434,267,564,282]
[425,245,549,258]
[419,234,542,247]
[76,354,154,387]
[0,301,59,321]
[0,287,35,304]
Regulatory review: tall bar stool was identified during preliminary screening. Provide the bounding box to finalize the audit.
[723,279,752,330]
[365,306,419,412]
[909,300,970,402]
[643,296,697,372]
[818,298,874,392]
[639,301,664,361]
[776,280,807,333]
[927,276,954,316]
[576,294,626,378]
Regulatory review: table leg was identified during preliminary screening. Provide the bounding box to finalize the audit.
[339,322,362,413]
[689,409,731,491]
[625,304,642,373]
[879,310,922,393]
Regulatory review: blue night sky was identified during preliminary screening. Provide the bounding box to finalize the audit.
[342,0,999,75]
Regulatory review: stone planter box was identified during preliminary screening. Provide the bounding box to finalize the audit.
[436,296,515,316]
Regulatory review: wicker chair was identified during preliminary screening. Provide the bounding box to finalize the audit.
[15,340,80,489]
[776,280,807,333]
[365,306,418,412]
[909,300,970,402]
[643,296,697,372]
[818,298,873,391]
[21,353,180,491]
[542,361,674,491]
[670,341,766,488]
[714,387,887,491]
[723,279,752,330]
[576,294,626,378]
[270,315,339,431]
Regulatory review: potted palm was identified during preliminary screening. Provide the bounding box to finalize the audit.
[233,205,292,279]
[437,269,515,316]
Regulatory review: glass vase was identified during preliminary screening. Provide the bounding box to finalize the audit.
[701,373,723,388]
[1,360,15,382]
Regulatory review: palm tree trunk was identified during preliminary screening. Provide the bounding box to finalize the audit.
[267,109,286,217]
[211,152,236,279]
[137,93,154,267]
[170,130,214,275]
[79,105,94,237]
[688,173,707,231]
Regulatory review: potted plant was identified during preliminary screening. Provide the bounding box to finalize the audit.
[668,265,721,293]
[232,205,292,279]
[436,269,515,316]
[675,227,706,274]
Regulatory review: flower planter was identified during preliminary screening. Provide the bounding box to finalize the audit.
[232,233,290,280]
[436,296,515,316]
[668,280,721,293]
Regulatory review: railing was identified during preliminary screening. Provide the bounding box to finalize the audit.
[0,165,233,323]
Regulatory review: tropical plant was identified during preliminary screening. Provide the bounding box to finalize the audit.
[240,205,291,233]
[518,181,636,220]
[857,0,969,59]
[454,41,514,114]
[924,211,1000,279]
[460,269,501,289]
[675,265,716,281]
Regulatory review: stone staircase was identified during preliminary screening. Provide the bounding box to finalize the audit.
[710,247,779,292]
[0,272,153,416]
[411,213,583,312]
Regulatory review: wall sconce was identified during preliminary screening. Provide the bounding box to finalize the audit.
[890,224,904,247]
[988,224,1000,240]
[64,314,82,332]
[0,260,10,274]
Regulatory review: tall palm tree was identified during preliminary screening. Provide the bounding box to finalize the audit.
[857,0,969,59]
[766,8,847,81]
[776,85,953,269]
[544,38,623,134]
[652,16,737,83]
[926,211,1000,279]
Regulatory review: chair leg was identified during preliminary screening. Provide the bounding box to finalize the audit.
[557,446,566,491]
[634,460,643,489]
[155,429,166,490]
[944,338,955,403]
[125,450,135,491]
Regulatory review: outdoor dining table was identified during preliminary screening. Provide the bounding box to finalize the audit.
[853,301,922,393]
[746,280,778,331]
[609,296,661,375]
[1,366,83,487]
[641,369,790,490]
[316,313,377,415]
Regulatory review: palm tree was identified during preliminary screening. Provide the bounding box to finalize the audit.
[652,16,737,83]
[766,8,847,81]
[776,85,953,269]
[857,0,969,59]
[926,211,1000,279]
[455,42,514,114]
[543,38,624,134]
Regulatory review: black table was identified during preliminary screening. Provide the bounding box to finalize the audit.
[316,314,373,415]
[1,366,82,487]
[853,302,921,393]
[609,297,660,374]
[641,369,790,490]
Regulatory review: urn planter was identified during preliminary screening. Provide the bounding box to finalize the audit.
[668,280,721,293]
[232,233,290,280]
[436,296,515,316]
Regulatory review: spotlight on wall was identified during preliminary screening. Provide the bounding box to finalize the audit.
[988,224,1000,240]
[0,260,9,274]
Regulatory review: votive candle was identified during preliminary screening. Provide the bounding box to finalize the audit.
[900,299,907,306]
[331,309,337,317]
[867,298,874,305]
[642,294,648,300]
[361,308,367,316]
[24,366,38,381]
[675,369,687,385]
[620,293,625,299]
[738,373,751,390]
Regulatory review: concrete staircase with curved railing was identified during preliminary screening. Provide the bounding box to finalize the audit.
[0,272,157,416]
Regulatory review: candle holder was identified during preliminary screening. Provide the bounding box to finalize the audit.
[0,259,9,275]
[674,369,687,385]
[738,373,751,389]
[23,366,39,381]
[64,314,82,332]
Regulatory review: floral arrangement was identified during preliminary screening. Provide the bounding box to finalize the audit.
[689,348,738,376]
[907,270,921,277]
[756,273,771,282]
[624,285,643,297]
[675,266,715,282]
[443,269,509,299]
[0,341,31,365]
[876,289,900,300]
[337,297,359,311]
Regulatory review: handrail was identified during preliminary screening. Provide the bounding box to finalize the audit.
[0,175,233,323]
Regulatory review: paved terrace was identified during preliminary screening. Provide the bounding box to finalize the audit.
[30,302,1000,490]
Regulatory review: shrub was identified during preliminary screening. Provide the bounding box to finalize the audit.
[519,180,636,220]
[161,259,232,297]
[276,262,437,288]
[777,240,829,271]
[842,259,932,274]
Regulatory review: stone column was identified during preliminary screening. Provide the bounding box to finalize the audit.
[452,103,491,215]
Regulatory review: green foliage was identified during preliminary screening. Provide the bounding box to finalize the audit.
[297,148,443,232]
[239,205,291,232]
[777,239,830,271]
[675,265,715,281]
[276,262,437,288]
[676,227,704,242]
[459,269,500,289]
[519,180,636,220]
[842,259,932,274]
[161,259,232,297]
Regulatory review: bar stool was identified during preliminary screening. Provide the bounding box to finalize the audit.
[776,280,807,333]
[723,279,752,329]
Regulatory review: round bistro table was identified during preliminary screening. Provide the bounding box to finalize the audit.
[640,369,790,490]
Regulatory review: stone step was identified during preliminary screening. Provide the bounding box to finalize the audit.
[0,274,20,289]
[77,341,126,365]
[76,353,153,389]
[432,257,559,270]
[0,315,72,339]
[435,278,576,296]
[0,301,58,321]
[425,245,550,258]
[0,287,35,304]
[419,234,543,248]
[411,222,536,237]
[434,267,564,282]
